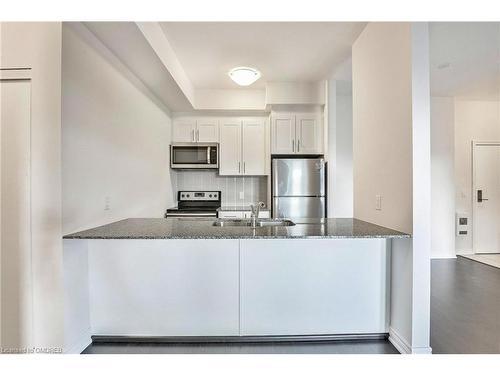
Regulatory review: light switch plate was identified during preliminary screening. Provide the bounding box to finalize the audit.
[375,195,382,211]
[239,191,244,200]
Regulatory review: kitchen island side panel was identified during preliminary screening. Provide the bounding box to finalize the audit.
[87,239,240,336]
[240,238,390,336]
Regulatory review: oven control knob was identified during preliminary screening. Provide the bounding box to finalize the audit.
[209,194,212,198]
[186,194,190,198]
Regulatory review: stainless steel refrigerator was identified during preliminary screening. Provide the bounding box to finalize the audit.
[272,157,326,218]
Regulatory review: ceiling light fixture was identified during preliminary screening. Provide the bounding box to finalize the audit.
[228,67,261,86]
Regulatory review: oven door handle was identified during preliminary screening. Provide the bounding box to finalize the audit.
[207,146,211,164]
[166,212,217,217]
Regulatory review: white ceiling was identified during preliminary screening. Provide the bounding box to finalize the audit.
[430,22,500,100]
[160,22,366,89]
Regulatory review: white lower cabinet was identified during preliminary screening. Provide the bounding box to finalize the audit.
[218,210,270,219]
[84,238,389,338]
[239,239,389,335]
[88,239,240,336]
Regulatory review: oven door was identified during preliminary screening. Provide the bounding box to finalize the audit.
[170,143,219,169]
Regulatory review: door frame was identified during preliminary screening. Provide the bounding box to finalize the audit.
[471,140,500,254]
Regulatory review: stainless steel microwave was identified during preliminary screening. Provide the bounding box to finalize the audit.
[170,143,219,169]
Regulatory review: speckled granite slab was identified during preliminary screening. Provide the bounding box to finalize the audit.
[63,218,410,240]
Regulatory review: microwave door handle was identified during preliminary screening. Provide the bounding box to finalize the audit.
[207,146,211,164]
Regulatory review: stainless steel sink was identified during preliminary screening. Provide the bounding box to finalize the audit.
[213,219,296,228]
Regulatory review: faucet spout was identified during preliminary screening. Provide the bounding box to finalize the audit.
[250,201,266,227]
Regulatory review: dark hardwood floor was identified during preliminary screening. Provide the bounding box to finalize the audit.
[431,257,500,353]
[82,257,500,354]
[82,339,398,354]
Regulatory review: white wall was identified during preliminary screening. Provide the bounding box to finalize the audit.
[1,22,63,350]
[327,79,353,217]
[454,99,500,254]
[431,97,456,258]
[352,22,432,354]
[352,23,413,234]
[62,25,175,235]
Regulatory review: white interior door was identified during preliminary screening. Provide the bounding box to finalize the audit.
[242,119,266,175]
[0,76,33,347]
[473,143,500,254]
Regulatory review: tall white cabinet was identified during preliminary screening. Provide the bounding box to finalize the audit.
[271,112,322,155]
[219,118,267,176]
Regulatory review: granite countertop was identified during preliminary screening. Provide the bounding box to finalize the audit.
[63,218,410,240]
[218,206,270,211]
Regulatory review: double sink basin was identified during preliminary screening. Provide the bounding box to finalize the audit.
[213,218,296,228]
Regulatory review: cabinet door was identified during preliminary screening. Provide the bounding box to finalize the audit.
[219,211,245,219]
[197,119,219,142]
[172,119,196,142]
[271,113,295,154]
[219,119,242,175]
[296,113,322,154]
[242,119,266,175]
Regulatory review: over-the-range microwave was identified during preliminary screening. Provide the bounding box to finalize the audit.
[170,143,219,169]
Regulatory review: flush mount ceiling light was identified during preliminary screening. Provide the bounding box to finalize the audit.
[228,67,261,86]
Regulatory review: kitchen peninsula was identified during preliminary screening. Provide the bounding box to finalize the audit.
[63,217,409,352]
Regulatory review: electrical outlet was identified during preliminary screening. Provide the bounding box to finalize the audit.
[375,195,382,211]
[239,191,244,200]
[104,196,111,211]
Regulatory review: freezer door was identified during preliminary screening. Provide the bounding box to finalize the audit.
[272,197,326,218]
[272,158,325,196]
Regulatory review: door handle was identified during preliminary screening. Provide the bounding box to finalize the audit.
[477,189,489,202]
[297,140,300,152]
[238,162,241,174]
[197,129,200,141]
[243,162,246,174]
[292,140,295,152]
[192,129,195,142]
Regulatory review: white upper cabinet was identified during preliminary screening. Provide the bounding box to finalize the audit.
[196,118,219,142]
[219,118,267,176]
[271,112,322,155]
[172,119,196,142]
[296,113,321,154]
[219,119,242,176]
[242,119,266,175]
[272,114,295,154]
[172,118,219,143]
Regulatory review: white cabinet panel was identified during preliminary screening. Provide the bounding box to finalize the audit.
[240,239,389,335]
[88,239,240,336]
[172,119,196,142]
[272,114,295,154]
[1,79,33,348]
[197,119,219,142]
[242,119,266,175]
[296,113,321,154]
[219,119,242,175]
[218,211,245,219]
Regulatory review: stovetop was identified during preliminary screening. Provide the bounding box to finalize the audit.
[165,190,221,217]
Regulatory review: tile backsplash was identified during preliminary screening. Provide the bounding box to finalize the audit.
[173,171,268,207]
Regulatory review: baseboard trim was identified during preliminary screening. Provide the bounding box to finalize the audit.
[65,331,92,354]
[388,327,411,354]
[91,333,389,344]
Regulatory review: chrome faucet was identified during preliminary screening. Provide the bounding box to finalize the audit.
[250,202,266,227]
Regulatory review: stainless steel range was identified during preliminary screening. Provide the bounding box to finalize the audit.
[165,191,221,218]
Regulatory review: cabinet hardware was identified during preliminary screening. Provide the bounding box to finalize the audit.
[192,129,195,142]
[292,140,295,152]
[238,162,241,174]
[297,140,300,152]
[197,129,199,141]
[244,162,246,174]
